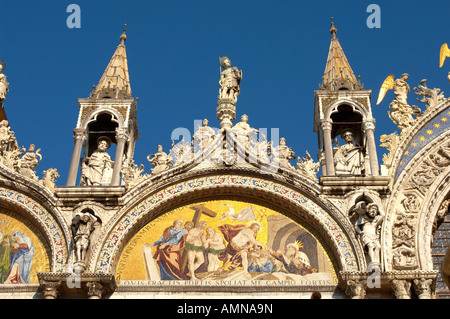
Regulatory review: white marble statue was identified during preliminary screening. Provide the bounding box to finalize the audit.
[232,114,258,150]
[71,211,98,269]
[193,119,216,151]
[218,56,242,102]
[80,137,114,186]
[147,145,173,175]
[0,61,9,102]
[16,144,42,180]
[274,138,296,169]
[334,130,364,175]
[355,203,384,266]
[0,120,16,153]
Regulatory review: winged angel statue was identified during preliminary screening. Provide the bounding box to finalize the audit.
[439,43,450,83]
[376,73,421,134]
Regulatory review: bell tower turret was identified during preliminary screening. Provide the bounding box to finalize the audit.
[314,19,380,178]
[66,25,139,187]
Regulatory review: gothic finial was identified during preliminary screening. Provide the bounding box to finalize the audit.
[330,17,337,38]
[120,24,127,45]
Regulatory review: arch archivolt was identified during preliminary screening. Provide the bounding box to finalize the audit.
[0,187,70,272]
[383,129,450,272]
[92,173,365,275]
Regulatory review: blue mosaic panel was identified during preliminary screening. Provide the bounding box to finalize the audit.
[395,108,450,180]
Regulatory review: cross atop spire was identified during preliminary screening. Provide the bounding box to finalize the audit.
[320,18,363,91]
[91,25,132,99]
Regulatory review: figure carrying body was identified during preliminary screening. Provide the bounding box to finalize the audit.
[356,203,384,265]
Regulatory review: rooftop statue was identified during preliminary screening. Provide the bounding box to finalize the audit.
[147,145,173,175]
[0,61,9,102]
[16,144,42,180]
[273,138,296,170]
[218,57,242,103]
[193,119,216,151]
[376,74,421,134]
[232,114,258,150]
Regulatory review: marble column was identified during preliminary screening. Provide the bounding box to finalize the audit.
[111,129,128,186]
[363,118,379,176]
[67,128,86,186]
[320,119,335,176]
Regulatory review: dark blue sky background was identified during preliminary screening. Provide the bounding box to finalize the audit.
[1,0,449,185]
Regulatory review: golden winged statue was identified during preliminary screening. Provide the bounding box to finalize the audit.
[439,43,450,68]
[376,74,395,105]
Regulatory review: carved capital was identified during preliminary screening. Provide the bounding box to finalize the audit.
[345,279,367,299]
[320,119,333,131]
[115,128,129,142]
[391,279,412,299]
[40,280,62,299]
[362,118,376,132]
[73,128,87,141]
[413,278,434,299]
[86,281,104,299]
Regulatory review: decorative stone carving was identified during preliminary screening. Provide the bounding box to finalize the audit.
[40,168,60,193]
[393,247,417,270]
[379,131,400,170]
[16,144,42,180]
[80,136,114,186]
[147,145,173,175]
[86,282,104,299]
[401,193,421,213]
[333,130,364,175]
[121,157,148,189]
[408,158,443,195]
[392,212,417,270]
[413,79,446,110]
[355,202,384,266]
[39,280,61,299]
[391,279,412,299]
[413,278,434,299]
[71,211,98,272]
[0,60,9,102]
[345,279,366,299]
[296,151,320,182]
[392,212,415,249]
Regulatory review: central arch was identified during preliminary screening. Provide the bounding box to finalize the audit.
[92,173,364,276]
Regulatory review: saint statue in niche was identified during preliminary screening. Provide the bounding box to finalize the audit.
[334,130,364,175]
[80,136,114,186]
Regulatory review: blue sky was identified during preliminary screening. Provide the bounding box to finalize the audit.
[1,0,450,185]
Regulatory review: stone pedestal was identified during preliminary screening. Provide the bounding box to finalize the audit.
[217,99,236,129]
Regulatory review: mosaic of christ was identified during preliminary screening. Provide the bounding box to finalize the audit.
[116,200,336,283]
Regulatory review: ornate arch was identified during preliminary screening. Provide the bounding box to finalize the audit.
[91,171,365,275]
[383,122,450,272]
[0,186,70,272]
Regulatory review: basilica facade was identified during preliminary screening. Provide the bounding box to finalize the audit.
[0,23,448,299]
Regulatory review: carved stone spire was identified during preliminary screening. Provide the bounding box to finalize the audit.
[320,18,363,91]
[91,25,132,99]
